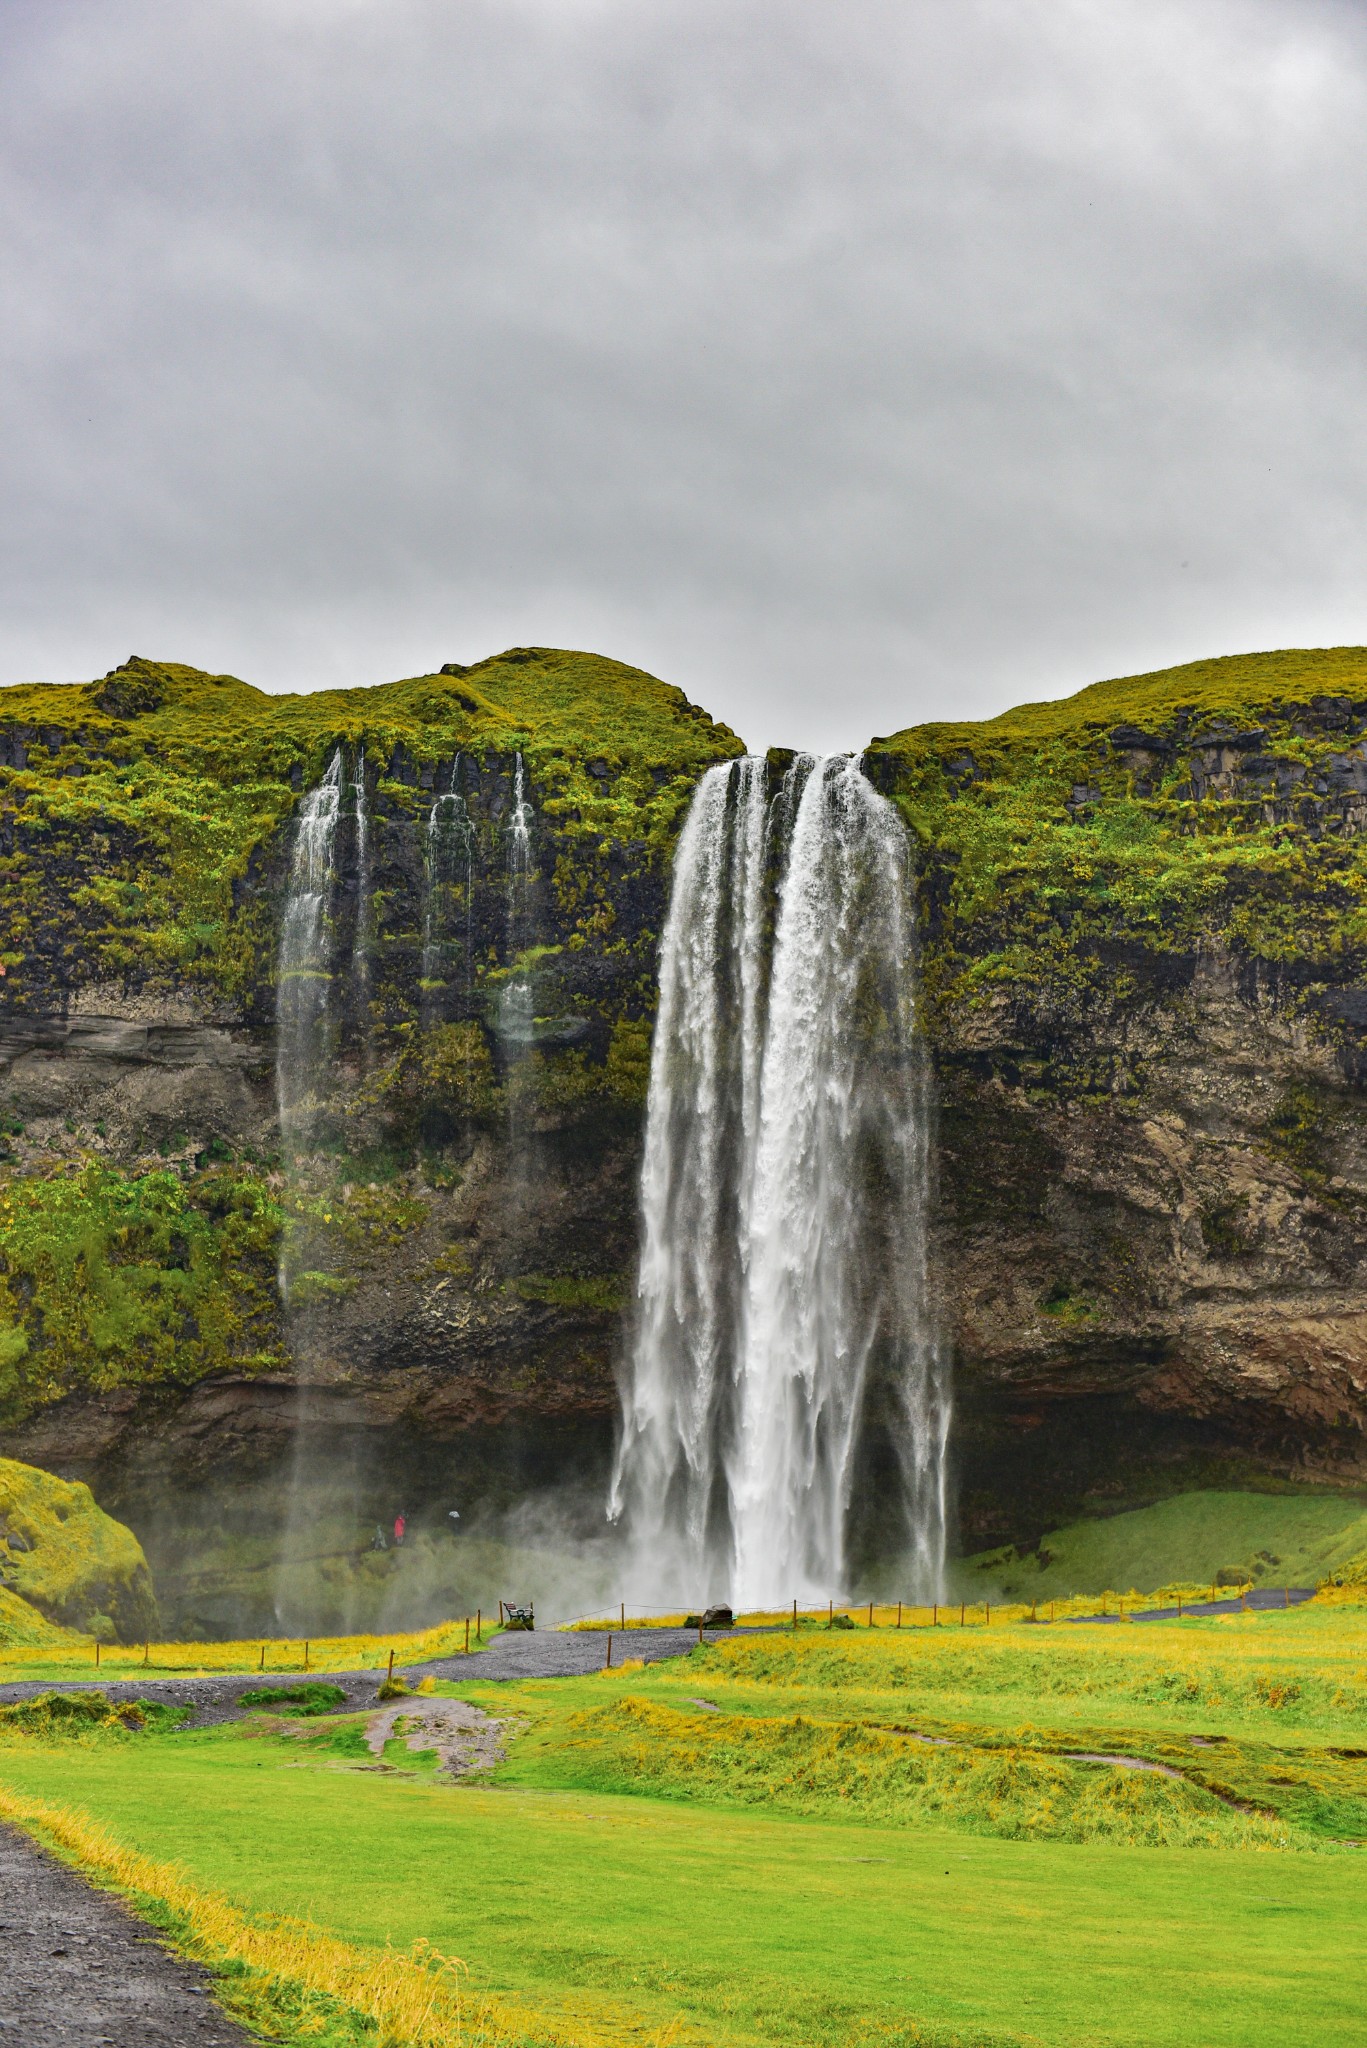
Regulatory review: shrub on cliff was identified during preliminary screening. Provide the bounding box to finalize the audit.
[0,1456,158,1643]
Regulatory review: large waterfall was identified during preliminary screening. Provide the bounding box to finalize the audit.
[610,753,949,1607]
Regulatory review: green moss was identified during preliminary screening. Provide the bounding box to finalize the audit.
[0,1161,285,1426]
[872,646,1367,1043]
[503,1274,628,1313]
[0,1458,157,1641]
[0,649,742,1004]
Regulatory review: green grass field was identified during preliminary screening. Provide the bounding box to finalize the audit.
[3,1601,1367,2045]
[956,1488,1367,1600]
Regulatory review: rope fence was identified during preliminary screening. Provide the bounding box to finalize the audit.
[562,1581,1289,1631]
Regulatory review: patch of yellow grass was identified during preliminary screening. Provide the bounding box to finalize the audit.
[0,1615,479,1681]
[568,1589,1254,1633]
[0,1782,669,2046]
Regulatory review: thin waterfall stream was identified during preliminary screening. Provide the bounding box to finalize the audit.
[421,767,474,1021]
[611,752,950,1606]
[275,747,344,1163]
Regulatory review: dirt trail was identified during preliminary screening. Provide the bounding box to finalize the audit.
[0,1824,256,2045]
[365,1694,515,1774]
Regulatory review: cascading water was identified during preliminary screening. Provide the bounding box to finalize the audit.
[274,744,374,1627]
[276,748,344,1156]
[610,753,949,1606]
[275,746,372,1299]
[498,752,536,1045]
[350,747,373,1046]
[421,766,473,1022]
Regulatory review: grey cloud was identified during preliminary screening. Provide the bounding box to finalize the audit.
[1,0,1365,749]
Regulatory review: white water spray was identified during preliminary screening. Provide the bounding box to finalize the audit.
[611,754,949,1605]
[499,752,536,1043]
[276,749,344,1153]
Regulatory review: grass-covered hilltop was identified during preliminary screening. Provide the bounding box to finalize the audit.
[2,643,1367,1620]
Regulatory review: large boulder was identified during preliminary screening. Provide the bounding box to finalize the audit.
[0,1458,158,1643]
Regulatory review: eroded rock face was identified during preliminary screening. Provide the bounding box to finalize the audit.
[5,645,1367,1559]
[935,958,1367,1541]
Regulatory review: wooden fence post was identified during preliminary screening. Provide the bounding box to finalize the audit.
[465,1617,470,1653]
[477,1608,481,1640]
[896,1601,902,1629]
[606,1633,613,1670]
[792,1599,797,1629]
[620,1602,625,1631]
[985,1602,990,1626]
[868,1601,874,1628]
[259,1644,266,1672]
[304,1641,310,1671]
[387,1649,395,1681]
[95,1638,100,1669]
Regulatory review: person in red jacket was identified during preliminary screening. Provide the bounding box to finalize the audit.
[393,1511,406,1547]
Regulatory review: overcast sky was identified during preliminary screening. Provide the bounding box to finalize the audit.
[2,0,1365,752]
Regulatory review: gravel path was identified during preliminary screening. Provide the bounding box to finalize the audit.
[0,1624,736,1724]
[0,1824,255,2046]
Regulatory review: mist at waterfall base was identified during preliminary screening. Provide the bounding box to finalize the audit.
[611,754,950,1611]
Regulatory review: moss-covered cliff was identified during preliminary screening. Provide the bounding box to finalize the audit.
[0,649,741,1505]
[3,641,1366,1573]
[868,646,1367,1539]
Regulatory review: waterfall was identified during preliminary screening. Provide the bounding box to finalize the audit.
[276,748,344,1153]
[276,747,373,1146]
[421,767,473,1021]
[498,751,536,1043]
[350,747,372,1041]
[611,753,949,1606]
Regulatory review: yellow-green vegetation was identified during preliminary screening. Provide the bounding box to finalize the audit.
[3,1605,1367,2044]
[0,1689,183,1739]
[1319,1544,1367,1597]
[0,1583,69,1647]
[956,1487,1367,1601]
[0,1162,284,1426]
[0,1783,602,2048]
[0,1457,155,1643]
[0,647,739,1420]
[0,648,741,1003]
[872,646,1367,1044]
[0,1612,479,1682]
[495,1602,1367,1853]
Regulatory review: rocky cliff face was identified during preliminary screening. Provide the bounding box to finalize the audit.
[0,649,741,1561]
[2,643,1366,1577]
[870,644,1367,1541]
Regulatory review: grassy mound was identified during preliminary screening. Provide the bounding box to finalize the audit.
[236,1682,347,1716]
[956,1489,1367,1601]
[0,1690,177,1738]
[0,1458,158,1643]
[0,1583,70,1649]
[556,1695,1284,1849]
